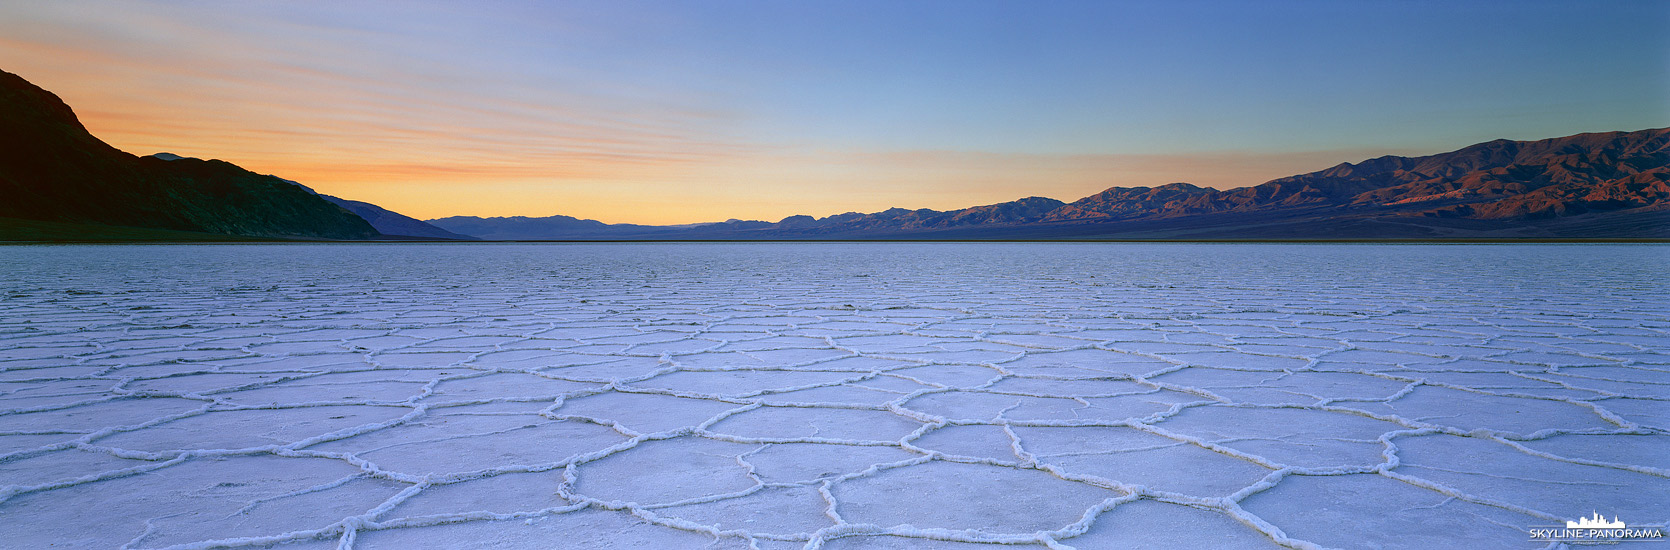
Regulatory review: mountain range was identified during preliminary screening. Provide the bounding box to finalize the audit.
[429,128,1669,240]
[2,67,1664,241]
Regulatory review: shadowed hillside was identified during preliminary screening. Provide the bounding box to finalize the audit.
[0,69,379,240]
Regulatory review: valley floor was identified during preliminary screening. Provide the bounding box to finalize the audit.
[0,243,1665,549]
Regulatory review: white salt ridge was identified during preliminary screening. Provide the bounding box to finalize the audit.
[0,243,1665,549]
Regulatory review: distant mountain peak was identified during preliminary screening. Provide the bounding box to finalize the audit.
[320,195,475,240]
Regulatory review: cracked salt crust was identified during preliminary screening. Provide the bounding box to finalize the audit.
[0,243,1665,549]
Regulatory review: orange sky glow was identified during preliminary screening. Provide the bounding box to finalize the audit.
[4,2,1662,225]
[0,45,1424,225]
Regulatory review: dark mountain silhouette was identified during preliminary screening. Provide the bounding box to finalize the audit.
[140,151,472,240]
[431,128,1669,240]
[0,69,377,240]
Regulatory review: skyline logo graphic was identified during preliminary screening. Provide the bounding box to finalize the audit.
[1530,512,1665,543]
[1569,511,1626,529]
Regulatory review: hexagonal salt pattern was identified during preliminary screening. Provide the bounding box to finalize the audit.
[0,243,1665,549]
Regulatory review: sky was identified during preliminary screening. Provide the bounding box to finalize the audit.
[1,1,1666,224]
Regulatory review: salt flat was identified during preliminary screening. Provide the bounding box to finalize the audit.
[0,243,1665,549]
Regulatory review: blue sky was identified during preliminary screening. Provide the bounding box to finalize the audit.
[1,0,1664,223]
